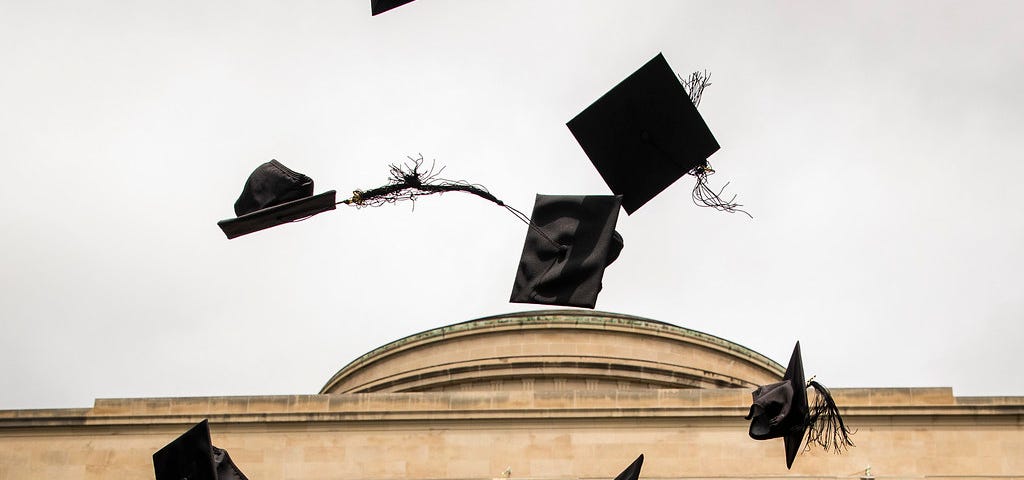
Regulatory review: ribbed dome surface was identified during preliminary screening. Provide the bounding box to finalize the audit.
[320,310,783,394]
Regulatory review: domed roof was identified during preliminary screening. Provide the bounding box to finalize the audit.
[320,310,783,394]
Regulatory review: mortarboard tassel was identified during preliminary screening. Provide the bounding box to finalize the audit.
[690,163,751,217]
[679,71,752,218]
[680,70,711,109]
[341,155,503,208]
[341,154,563,249]
[806,380,856,454]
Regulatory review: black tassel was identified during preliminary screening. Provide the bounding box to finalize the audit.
[679,70,711,108]
[342,155,502,208]
[689,164,752,218]
[341,154,562,249]
[806,380,855,454]
[677,72,752,218]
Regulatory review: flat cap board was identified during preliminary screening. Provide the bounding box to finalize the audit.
[218,190,337,239]
[614,454,644,480]
[153,420,217,480]
[372,0,415,15]
[567,53,720,214]
[153,420,250,480]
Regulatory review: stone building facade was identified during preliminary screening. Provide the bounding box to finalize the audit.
[1,310,1022,479]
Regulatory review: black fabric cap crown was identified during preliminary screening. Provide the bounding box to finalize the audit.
[153,419,249,480]
[371,0,415,15]
[745,342,807,469]
[510,194,623,309]
[217,160,337,239]
[567,53,720,215]
[613,454,644,480]
[233,159,313,217]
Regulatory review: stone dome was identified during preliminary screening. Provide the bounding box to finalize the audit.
[320,310,783,394]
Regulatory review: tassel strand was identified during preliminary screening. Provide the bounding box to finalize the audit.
[338,155,562,249]
[806,380,856,454]
[689,164,752,217]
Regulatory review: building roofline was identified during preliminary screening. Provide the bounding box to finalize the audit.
[320,310,783,394]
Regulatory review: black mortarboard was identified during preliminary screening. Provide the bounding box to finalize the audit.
[567,53,720,215]
[746,342,807,469]
[217,160,336,239]
[371,0,415,15]
[745,341,854,469]
[153,419,249,480]
[510,194,623,309]
[613,454,644,480]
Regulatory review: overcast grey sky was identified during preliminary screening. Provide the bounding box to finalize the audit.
[1,0,1022,410]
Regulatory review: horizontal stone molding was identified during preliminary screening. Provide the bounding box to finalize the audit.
[2,388,1021,431]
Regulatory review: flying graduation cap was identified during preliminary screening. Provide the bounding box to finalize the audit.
[567,53,747,216]
[371,0,415,15]
[745,342,854,469]
[510,194,623,309]
[613,454,644,480]
[217,160,336,239]
[153,419,249,480]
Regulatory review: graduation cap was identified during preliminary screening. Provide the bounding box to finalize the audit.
[745,342,854,469]
[153,419,249,480]
[371,0,415,15]
[567,53,746,216]
[217,160,336,239]
[510,194,623,309]
[613,454,644,480]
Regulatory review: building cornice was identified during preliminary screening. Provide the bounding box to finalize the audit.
[2,388,1021,431]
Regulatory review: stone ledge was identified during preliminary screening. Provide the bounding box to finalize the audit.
[2,388,1022,430]
[957,396,1024,406]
